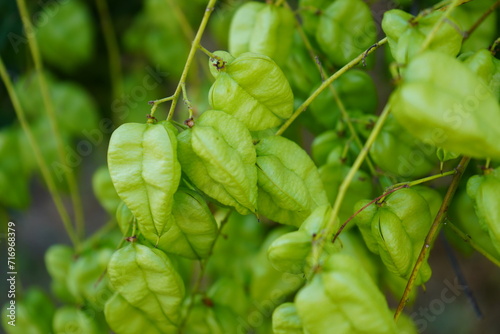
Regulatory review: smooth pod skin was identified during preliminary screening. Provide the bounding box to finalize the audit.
[295,254,398,334]
[390,51,500,159]
[316,0,376,66]
[177,110,257,215]
[53,305,101,334]
[463,49,500,100]
[382,10,462,64]
[272,302,303,334]
[208,52,294,131]
[108,121,181,242]
[229,2,294,66]
[467,168,500,254]
[92,165,121,214]
[267,230,312,274]
[107,243,185,332]
[44,245,77,304]
[255,136,328,227]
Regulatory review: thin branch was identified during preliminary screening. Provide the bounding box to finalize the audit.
[166,0,219,121]
[275,37,387,136]
[16,0,85,244]
[463,0,500,41]
[394,156,471,321]
[0,58,80,249]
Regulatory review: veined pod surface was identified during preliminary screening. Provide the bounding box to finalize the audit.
[462,49,500,100]
[295,253,398,334]
[151,188,218,260]
[208,52,294,131]
[107,243,185,332]
[105,292,163,334]
[255,136,328,227]
[467,167,500,254]
[108,121,181,241]
[229,2,294,66]
[315,0,376,66]
[354,188,433,285]
[390,51,500,159]
[178,110,257,215]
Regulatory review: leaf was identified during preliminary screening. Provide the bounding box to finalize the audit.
[107,244,185,331]
[208,53,294,131]
[177,110,257,215]
[255,136,328,227]
[108,121,181,240]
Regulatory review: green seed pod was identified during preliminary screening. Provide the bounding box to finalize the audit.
[183,297,240,334]
[151,188,219,260]
[66,248,114,308]
[208,51,235,78]
[315,0,376,66]
[462,49,500,100]
[45,244,77,303]
[267,230,312,274]
[208,52,294,131]
[299,0,331,36]
[255,136,328,227]
[370,115,437,179]
[390,51,500,159]
[467,167,500,254]
[107,243,185,331]
[116,201,135,236]
[309,70,378,131]
[209,276,249,318]
[382,10,462,65]
[229,2,294,66]
[295,253,398,334]
[53,305,101,334]
[355,188,433,285]
[108,121,181,242]
[272,302,303,334]
[36,0,95,71]
[105,293,163,334]
[92,165,121,215]
[177,110,257,215]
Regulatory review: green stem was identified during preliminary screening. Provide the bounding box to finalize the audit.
[181,82,195,119]
[275,37,388,136]
[16,0,85,243]
[394,156,471,321]
[390,169,456,190]
[0,58,80,249]
[95,0,123,104]
[309,102,392,279]
[150,96,175,116]
[419,0,462,52]
[287,5,378,176]
[198,44,222,61]
[167,0,218,121]
[445,220,500,268]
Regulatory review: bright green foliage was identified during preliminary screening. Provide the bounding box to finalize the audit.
[108,121,181,241]
[316,0,376,66]
[295,253,398,334]
[106,243,185,332]
[36,0,95,71]
[177,110,257,214]
[354,188,433,285]
[467,167,500,254]
[255,135,328,227]
[208,52,294,131]
[229,2,294,66]
[390,51,500,159]
[383,10,462,64]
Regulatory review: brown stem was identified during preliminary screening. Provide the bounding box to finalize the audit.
[394,156,471,321]
[463,0,500,41]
